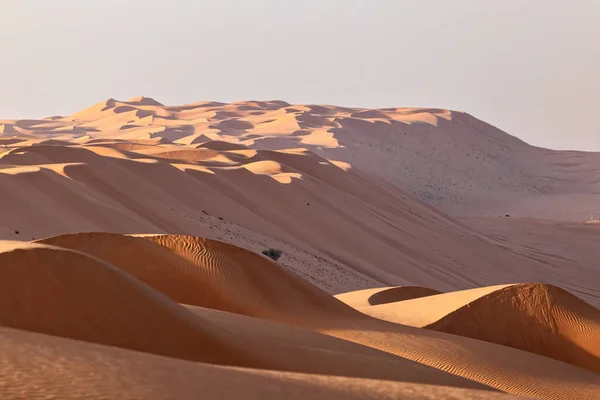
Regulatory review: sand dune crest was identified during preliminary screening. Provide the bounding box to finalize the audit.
[36,233,600,399]
[358,283,600,373]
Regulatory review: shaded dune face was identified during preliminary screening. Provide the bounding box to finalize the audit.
[36,233,600,399]
[336,286,443,307]
[368,286,443,305]
[2,137,599,308]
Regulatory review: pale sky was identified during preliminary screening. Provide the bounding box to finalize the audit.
[1,1,598,150]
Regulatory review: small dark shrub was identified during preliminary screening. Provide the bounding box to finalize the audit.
[262,248,282,261]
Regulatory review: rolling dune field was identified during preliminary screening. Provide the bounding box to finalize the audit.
[0,98,599,398]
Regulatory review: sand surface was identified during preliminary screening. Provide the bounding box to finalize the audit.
[0,98,599,399]
[5,97,600,219]
[353,283,600,373]
[0,119,599,306]
[29,233,600,399]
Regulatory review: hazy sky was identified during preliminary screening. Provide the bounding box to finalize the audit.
[1,1,598,150]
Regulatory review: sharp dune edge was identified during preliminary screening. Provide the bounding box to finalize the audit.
[336,286,443,307]
[0,98,599,399]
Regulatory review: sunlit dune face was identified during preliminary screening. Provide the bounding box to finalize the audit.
[0,99,467,199]
[0,97,461,179]
[0,165,42,175]
[241,161,303,184]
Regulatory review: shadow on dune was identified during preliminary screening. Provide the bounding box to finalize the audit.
[368,286,442,305]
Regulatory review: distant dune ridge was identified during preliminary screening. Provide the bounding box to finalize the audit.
[4,96,600,219]
[0,98,600,398]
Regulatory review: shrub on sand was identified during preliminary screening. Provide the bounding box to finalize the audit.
[262,248,282,261]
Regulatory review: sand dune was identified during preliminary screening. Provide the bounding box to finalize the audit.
[0,240,273,368]
[2,98,600,399]
[37,233,357,322]
[359,285,514,327]
[0,240,491,389]
[4,97,600,219]
[1,136,598,307]
[36,233,600,399]
[357,283,600,373]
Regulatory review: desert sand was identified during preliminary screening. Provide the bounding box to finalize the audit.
[5,96,600,219]
[0,97,599,399]
[343,283,600,373]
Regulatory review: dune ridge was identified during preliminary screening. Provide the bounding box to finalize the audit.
[36,233,600,399]
[4,97,600,219]
[357,283,600,373]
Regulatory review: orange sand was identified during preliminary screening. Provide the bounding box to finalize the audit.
[35,233,600,399]
[0,98,599,399]
[357,284,600,373]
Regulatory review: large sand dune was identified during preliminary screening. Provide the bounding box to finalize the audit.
[352,283,600,373]
[0,240,491,388]
[1,98,600,398]
[4,97,600,219]
[33,233,600,399]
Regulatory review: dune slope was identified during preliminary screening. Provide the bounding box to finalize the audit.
[0,240,492,388]
[358,284,600,373]
[0,326,521,400]
[0,138,598,307]
[5,97,600,219]
[37,233,600,399]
